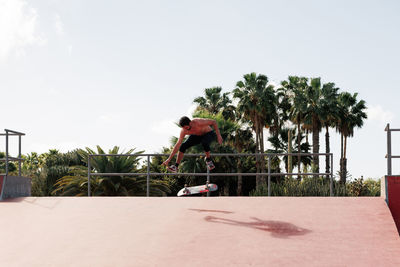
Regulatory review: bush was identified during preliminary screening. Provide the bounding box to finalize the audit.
[250,176,380,197]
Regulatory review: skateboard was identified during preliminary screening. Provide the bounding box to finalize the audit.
[177,183,218,196]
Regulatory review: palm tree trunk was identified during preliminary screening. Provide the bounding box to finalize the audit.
[260,122,266,185]
[325,126,330,179]
[255,119,261,188]
[297,120,301,180]
[237,160,242,196]
[340,133,344,182]
[312,117,320,177]
[224,178,230,196]
[306,130,309,144]
[288,129,293,174]
[341,158,347,184]
[342,135,348,183]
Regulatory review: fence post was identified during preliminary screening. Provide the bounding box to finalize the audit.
[18,135,22,176]
[386,124,392,175]
[5,131,8,176]
[147,155,150,197]
[0,131,9,199]
[88,155,91,197]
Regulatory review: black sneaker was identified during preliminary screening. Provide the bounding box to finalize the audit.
[205,159,215,171]
[167,165,178,173]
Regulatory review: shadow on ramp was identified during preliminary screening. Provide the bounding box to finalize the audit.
[204,215,311,238]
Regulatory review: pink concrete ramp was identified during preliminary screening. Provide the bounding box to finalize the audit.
[1,197,400,266]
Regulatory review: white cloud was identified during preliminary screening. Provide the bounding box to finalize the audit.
[54,13,64,36]
[68,45,72,56]
[0,0,46,60]
[367,105,394,124]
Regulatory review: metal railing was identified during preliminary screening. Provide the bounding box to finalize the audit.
[0,129,25,199]
[87,152,334,197]
[385,123,400,176]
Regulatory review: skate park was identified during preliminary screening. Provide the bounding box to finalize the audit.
[1,128,400,266]
[2,1,400,265]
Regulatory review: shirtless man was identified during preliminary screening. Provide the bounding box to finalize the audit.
[162,116,223,173]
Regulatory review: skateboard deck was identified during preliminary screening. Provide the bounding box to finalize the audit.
[177,183,218,196]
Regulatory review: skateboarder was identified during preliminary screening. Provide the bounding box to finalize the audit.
[162,116,223,173]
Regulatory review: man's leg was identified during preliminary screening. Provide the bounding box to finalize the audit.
[176,151,184,165]
[167,135,200,172]
[202,131,216,170]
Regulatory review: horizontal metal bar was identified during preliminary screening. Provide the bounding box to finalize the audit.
[4,129,25,135]
[386,129,400,132]
[0,157,25,162]
[386,155,400,158]
[89,172,331,177]
[0,133,24,136]
[89,153,333,157]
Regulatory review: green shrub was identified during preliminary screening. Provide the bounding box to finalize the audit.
[250,176,380,197]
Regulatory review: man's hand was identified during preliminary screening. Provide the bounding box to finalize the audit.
[162,159,170,166]
[217,135,223,145]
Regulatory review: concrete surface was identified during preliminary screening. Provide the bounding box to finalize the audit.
[1,197,400,266]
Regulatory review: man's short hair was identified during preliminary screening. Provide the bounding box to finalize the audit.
[179,116,191,127]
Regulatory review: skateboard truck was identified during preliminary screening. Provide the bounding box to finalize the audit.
[183,184,190,195]
[205,182,210,191]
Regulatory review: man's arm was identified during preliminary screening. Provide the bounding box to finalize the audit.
[162,130,185,166]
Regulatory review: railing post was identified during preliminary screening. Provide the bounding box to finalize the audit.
[147,155,150,197]
[88,155,91,197]
[268,154,271,197]
[386,123,392,175]
[18,135,22,176]
[0,131,9,200]
[5,130,9,176]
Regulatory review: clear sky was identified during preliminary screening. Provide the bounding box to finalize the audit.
[1,0,399,178]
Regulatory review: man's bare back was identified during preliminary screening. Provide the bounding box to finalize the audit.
[180,118,213,136]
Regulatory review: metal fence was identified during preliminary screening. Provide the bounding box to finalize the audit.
[385,123,400,176]
[88,152,334,197]
[0,129,25,199]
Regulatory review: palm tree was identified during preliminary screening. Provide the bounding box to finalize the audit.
[194,91,255,194]
[283,76,308,179]
[193,87,233,116]
[229,126,254,195]
[233,73,277,188]
[267,127,311,177]
[54,146,171,196]
[319,83,339,178]
[42,150,70,196]
[303,78,325,175]
[336,92,367,183]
